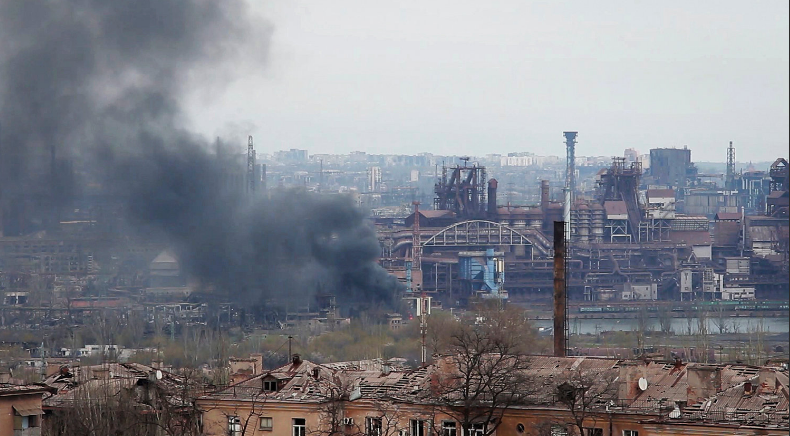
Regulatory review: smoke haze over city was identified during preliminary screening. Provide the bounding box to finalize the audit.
[0,0,402,305]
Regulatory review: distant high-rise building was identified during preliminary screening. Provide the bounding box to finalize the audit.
[274,149,308,163]
[367,166,382,192]
[624,148,639,163]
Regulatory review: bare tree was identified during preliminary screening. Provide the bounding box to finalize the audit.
[746,317,767,365]
[553,368,619,436]
[656,304,673,335]
[683,306,694,336]
[425,311,461,357]
[310,376,353,436]
[148,367,206,436]
[635,306,649,355]
[695,309,710,363]
[710,302,730,335]
[213,384,270,436]
[45,378,156,436]
[423,311,535,436]
[44,366,206,436]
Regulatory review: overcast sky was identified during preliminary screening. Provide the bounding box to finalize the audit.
[185,1,789,162]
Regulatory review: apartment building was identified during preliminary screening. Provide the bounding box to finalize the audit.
[197,355,788,436]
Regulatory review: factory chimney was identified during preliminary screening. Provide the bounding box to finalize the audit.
[540,180,550,212]
[563,132,577,240]
[726,141,736,191]
[487,178,498,216]
[553,221,567,357]
[563,132,577,195]
[246,135,255,194]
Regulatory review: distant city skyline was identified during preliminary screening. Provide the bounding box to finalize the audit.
[185,1,788,162]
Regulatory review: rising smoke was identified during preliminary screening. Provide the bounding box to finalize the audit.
[0,1,403,306]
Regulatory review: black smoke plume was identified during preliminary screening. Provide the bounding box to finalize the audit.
[0,1,403,305]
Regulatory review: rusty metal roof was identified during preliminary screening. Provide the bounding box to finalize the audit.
[198,356,789,430]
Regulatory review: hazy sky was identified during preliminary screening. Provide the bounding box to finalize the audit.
[186,1,789,162]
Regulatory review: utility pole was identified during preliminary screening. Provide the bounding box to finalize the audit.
[288,335,293,360]
[420,293,429,366]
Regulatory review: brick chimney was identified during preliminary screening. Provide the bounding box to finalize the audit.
[686,365,721,405]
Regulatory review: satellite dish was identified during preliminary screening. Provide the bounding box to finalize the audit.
[638,377,648,391]
[155,370,163,380]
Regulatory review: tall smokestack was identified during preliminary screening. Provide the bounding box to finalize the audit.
[246,135,255,194]
[487,178,498,217]
[726,141,736,191]
[563,132,577,240]
[553,220,567,357]
[563,131,577,196]
[541,180,550,211]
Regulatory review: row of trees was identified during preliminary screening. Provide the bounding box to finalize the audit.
[40,303,610,436]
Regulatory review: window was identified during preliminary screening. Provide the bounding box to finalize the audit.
[442,421,457,436]
[259,417,273,431]
[228,416,241,436]
[263,380,278,392]
[366,416,383,436]
[465,423,485,436]
[13,416,31,430]
[551,425,569,436]
[410,419,426,436]
[623,431,639,436]
[13,408,40,430]
[293,418,306,436]
[516,423,526,434]
[585,429,603,436]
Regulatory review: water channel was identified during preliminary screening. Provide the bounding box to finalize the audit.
[531,316,789,335]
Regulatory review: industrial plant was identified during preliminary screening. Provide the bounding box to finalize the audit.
[379,137,788,312]
[0,0,787,434]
